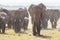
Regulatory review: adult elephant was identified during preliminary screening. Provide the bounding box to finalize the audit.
[19,8,29,31]
[28,3,46,36]
[0,12,7,33]
[1,8,14,29]
[13,7,29,33]
[46,9,60,29]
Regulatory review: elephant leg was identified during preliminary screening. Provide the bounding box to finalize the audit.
[33,22,37,36]
[2,25,5,33]
[8,22,11,29]
[0,26,1,33]
[0,29,1,33]
[25,20,28,30]
[50,19,54,29]
[23,21,27,31]
[42,20,47,29]
[44,19,48,29]
[53,21,57,28]
[37,27,41,36]
[51,22,53,29]
[37,22,41,36]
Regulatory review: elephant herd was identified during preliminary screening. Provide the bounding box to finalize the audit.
[0,3,60,36]
[0,8,29,33]
[28,3,60,36]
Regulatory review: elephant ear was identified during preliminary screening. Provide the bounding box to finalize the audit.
[0,12,7,19]
[38,3,46,9]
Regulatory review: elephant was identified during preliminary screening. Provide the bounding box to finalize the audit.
[46,9,60,29]
[0,12,7,33]
[1,8,15,29]
[0,17,5,33]
[0,8,29,33]
[28,3,46,36]
[13,7,29,33]
[19,8,29,31]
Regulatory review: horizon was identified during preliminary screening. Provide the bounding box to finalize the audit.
[0,0,60,10]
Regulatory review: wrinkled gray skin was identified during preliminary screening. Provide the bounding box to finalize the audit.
[0,8,29,34]
[20,8,29,31]
[0,12,8,33]
[13,8,29,33]
[0,8,29,33]
[46,9,60,29]
[0,18,5,33]
[0,9,13,29]
[38,3,47,29]
[2,9,13,28]
[28,3,46,36]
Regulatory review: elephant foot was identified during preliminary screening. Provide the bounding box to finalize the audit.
[33,33,43,37]
[33,34,36,36]
[33,31,37,36]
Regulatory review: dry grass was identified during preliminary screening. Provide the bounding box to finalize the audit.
[0,28,60,40]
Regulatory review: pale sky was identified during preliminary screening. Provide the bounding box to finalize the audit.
[0,0,60,6]
[0,0,60,9]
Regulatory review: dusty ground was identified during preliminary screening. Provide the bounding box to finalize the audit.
[0,28,60,40]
